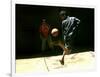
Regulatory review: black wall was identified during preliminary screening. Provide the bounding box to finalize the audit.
[16,4,94,59]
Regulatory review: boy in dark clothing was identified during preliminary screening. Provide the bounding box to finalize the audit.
[59,10,80,65]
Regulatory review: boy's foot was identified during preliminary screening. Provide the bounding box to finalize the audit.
[59,60,64,65]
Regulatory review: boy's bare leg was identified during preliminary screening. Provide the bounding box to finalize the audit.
[58,41,70,65]
[48,40,70,65]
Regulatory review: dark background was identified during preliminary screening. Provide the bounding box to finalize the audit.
[16,4,94,59]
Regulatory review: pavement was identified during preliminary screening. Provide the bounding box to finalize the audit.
[16,51,95,74]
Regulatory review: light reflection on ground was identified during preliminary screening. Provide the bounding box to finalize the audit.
[16,51,95,73]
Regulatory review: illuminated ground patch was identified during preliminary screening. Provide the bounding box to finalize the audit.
[16,51,95,73]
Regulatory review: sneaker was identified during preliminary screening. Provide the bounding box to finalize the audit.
[59,60,64,65]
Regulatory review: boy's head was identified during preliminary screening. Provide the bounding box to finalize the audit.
[59,10,67,20]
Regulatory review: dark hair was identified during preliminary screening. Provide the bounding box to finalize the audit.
[59,10,67,19]
[59,10,66,16]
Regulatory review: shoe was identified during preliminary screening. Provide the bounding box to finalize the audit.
[59,60,64,65]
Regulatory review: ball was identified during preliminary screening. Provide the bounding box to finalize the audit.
[51,28,59,37]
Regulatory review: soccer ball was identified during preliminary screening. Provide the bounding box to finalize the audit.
[51,28,59,37]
